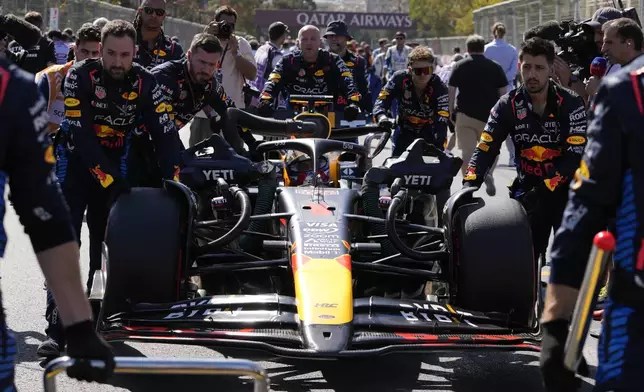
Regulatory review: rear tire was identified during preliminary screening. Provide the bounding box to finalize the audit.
[101,187,183,318]
[455,198,535,326]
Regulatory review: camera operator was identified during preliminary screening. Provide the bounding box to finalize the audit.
[132,0,184,69]
[8,11,55,74]
[586,17,643,99]
[0,13,42,67]
[463,37,587,274]
[189,6,257,147]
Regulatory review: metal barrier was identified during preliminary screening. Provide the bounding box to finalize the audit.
[43,356,270,392]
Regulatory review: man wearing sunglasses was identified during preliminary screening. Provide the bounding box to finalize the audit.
[133,0,184,69]
[373,46,450,157]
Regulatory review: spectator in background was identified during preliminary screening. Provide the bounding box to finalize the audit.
[132,0,184,69]
[46,30,69,65]
[249,39,259,55]
[190,5,257,146]
[438,53,464,151]
[62,27,75,42]
[372,38,387,58]
[9,11,55,74]
[384,31,412,80]
[250,22,288,108]
[371,43,387,105]
[449,35,508,196]
[93,17,109,30]
[453,47,461,55]
[484,22,518,165]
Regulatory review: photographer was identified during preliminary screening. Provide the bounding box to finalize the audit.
[586,17,643,99]
[189,6,257,147]
[8,11,55,74]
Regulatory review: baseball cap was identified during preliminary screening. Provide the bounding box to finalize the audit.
[268,22,289,40]
[584,7,622,29]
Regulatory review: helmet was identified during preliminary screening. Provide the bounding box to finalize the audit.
[283,152,331,186]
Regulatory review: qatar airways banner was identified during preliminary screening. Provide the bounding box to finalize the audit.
[255,10,416,30]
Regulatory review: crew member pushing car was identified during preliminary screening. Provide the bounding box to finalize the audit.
[0,56,115,388]
[373,45,450,156]
[462,37,587,273]
[257,25,361,123]
[323,20,372,116]
[40,20,182,357]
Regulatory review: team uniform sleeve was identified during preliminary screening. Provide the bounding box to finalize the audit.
[332,54,360,104]
[172,42,185,60]
[463,97,513,186]
[206,80,236,119]
[432,78,450,148]
[543,96,588,191]
[259,55,287,107]
[45,38,56,65]
[549,82,623,289]
[372,72,400,118]
[64,67,121,188]
[6,77,75,252]
[142,77,182,181]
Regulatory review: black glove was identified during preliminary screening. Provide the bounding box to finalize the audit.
[343,104,359,122]
[540,319,582,392]
[462,181,479,190]
[377,115,394,130]
[65,320,115,383]
[257,103,274,118]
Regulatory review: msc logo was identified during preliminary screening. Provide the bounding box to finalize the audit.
[64,98,80,107]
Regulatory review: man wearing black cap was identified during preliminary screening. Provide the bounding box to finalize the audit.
[584,7,626,98]
[323,20,372,116]
[250,22,289,107]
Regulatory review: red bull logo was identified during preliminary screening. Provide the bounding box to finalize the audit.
[89,165,114,188]
[173,165,181,182]
[349,93,361,102]
[544,174,565,191]
[260,92,272,100]
[463,167,477,181]
[520,146,561,162]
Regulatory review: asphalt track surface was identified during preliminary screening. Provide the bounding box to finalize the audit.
[3,128,601,392]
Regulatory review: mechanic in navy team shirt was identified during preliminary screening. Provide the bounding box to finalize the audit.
[373,45,450,156]
[0,57,114,386]
[323,21,372,116]
[540,29,644,392]
[257,25,361,126]
[39,20,182,357]
[133,0,184,69]
[462,37,587,275]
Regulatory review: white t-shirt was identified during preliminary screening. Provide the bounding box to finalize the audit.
[196,36,256,119]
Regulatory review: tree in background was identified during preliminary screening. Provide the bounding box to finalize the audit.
[269,0,316,10]
[409,0,505,36]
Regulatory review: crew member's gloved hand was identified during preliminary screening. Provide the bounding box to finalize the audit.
[377,115,394,130]
[343,104,359,122]
[257,103,274,118]
[65,320,115,383]
[540,319,582,392]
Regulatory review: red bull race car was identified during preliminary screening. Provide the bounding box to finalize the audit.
[88,97,540,358]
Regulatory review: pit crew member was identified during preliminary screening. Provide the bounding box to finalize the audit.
[462,37,587,271]
[373,45,450,156]
[152,33,234,132]
[39,20,182,357]
[132,0,184,69]
[0,57,115,385]
[323,20,372,115]
[257,24,361,123]
[540,39,644,392]
[35,25,101,134]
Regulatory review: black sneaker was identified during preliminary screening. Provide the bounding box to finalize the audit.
[37,338,62,358]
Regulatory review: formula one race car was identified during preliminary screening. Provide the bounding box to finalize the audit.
[89,99,539,358]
